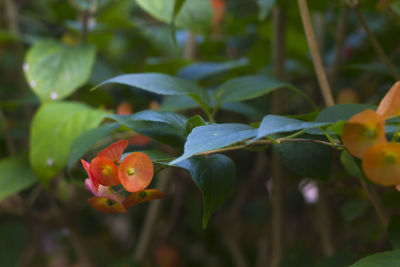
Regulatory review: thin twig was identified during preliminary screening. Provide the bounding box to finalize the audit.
[183,32,196,60]
[68,225,97,267]
[297,0,337,255]
[297,0,335,106]
[314,183,335,256]
[4,0,20,37]
[223,234,249,267]
[194,138,342,157]
[350,2,400,80]
[133,167,171,261]
[358,177,389,228]
[80,10,90,44]
[0,107,16,155]
[270,7,286,267]
[330,5,349,89]
[223,153,267,267]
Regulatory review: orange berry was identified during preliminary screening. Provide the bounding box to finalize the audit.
[123,189,163,208]
[118,152,154,192]
[342,109,386,158]
[116,101,133,115]
[88,197,127,213]
[362,142,400,186]
[90,156,120,186]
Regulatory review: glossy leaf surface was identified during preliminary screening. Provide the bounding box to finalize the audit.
[0,156,37,202]
[24,40,95,102]
[177,154,235,228]
[170,123,256,165]
[30,102,106,184]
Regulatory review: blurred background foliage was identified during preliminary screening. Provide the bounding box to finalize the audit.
[1,0,400,266]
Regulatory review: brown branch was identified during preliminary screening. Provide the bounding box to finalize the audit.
[297,0,335,106]
[270,7,286,267]
[0,108,16,155]
[4,0,20,37]
[297,0,337,256]
[350,2,400,80]
[330,5,349,89]
[80,10,90,44]
[183,32,196,60]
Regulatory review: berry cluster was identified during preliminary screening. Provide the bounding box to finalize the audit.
[81,140,162,213]
[343,82,400,187]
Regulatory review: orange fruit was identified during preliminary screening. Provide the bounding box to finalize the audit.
[118,152,154,192]
[362,142,400,186]
[90,156,120,186]
[342,109,386,158]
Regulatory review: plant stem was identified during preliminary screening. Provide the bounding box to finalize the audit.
[223,234,249,267]
[194,138,342,157]
[224,153,267,267]
[133,167,171,262]
[297,0,337,255]
[350,2,400,81]
[0,108,16,155]
[297,0,335,107]
[68,225,97,267]
[315,183,335,256]
[4,0,19,37]
[330,4,348,89]
[358,177,389,228]
[270,7,286,267]
[80,10,90,44]
[183,32,196,60]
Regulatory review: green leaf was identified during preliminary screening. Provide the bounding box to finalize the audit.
[257,0,276,20]
[177,58,249,81]
[159,95,199,111]
[0,221,28,267]
[0,156,37,202]
[128,110,188,131]
[108,110,188,134]
[30,102,107,184]
[212,75,288,106]
[185,115,207,137]
[68,123,120,170]
[350,250,400,266]
[251,115,330,142]
[24,40,96,102]
[176,154,235,228]
[107,111,188,147]
[220,102,264,119]
[172,0,186,20]
[171,0,187,45]
[306,104,377,135]
[274,136,333,180]
[340,199,369,222]
[388,216,400,249]
[135,0,213,33]
[315,104,377,123]
[96,73,210,113]
[136,150,174,163]
[170,123,256,165]
[340,150,364,179]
